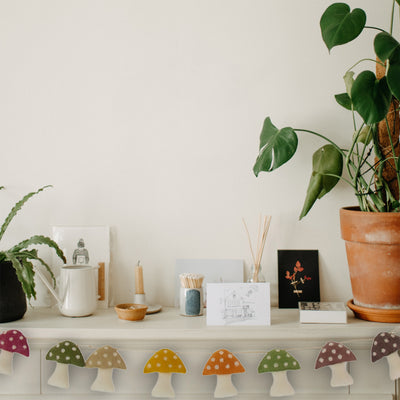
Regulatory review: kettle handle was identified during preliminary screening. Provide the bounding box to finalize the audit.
[33,265,62,305]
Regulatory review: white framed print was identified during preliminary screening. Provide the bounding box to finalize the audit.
[52,226,110,308]
[206,282,271,326]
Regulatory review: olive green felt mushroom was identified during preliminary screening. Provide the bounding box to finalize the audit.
[258,349,300,397]
[46,341,85,389]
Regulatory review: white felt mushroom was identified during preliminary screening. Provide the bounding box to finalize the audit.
[46,340,85,389]
[0,330,29,375]
[144,348,187,398]
[371,332,400,380]
[258,349,300,397]
[85,345,126,392]
[315,341,356,387]
[203,349,245,398]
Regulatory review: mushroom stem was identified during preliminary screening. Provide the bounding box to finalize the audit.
[0,350,14,376]
[214,374,237,398]
[386,351,400,380]
[270,370,295,397]
[152,372,174,398]
[48,363,70,389]
[91,368,115,392]
[329,362,353,387]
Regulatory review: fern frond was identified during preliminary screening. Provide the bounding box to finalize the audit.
[16,251,56,287]
[11,234,66,264]
[4,252,36,300]
[0,186,52,242]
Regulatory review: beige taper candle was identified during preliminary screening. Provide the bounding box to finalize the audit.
[135,263,144,294]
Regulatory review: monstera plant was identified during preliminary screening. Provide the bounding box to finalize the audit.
[254,2,400,322]
[254,2,400,219]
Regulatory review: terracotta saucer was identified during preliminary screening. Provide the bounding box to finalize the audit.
[347,299,400,323]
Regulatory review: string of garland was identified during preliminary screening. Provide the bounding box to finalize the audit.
[0,328,398,398]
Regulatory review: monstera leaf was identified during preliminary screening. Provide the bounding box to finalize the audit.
[299,145,343,219]
[351,71,391,124]
[253,117,298,176]
[320,3,366,51]
[335,93,352,110]
[374,32,400,101]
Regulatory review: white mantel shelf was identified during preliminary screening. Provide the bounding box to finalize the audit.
[0,307,397,399]
[0,306,394,343]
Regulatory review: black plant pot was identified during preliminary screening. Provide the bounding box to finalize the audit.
[0,261,27,322]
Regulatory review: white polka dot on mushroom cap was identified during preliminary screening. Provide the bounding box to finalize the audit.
[215,365,219,370]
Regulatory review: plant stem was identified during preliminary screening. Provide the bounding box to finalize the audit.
[365,26,387,33]
[390,0,396,35]
[294,129,346,157]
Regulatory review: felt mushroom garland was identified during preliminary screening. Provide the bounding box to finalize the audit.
[315,342,356,387]
[144,348,187,398]
[371,332,400,380]
[258,349,300,397]
[203,349,245,398]
[0,329,29,375]
[46,340,85,389]
[86,345,126,392]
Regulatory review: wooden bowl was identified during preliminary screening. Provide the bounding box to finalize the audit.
[114,303,148,321]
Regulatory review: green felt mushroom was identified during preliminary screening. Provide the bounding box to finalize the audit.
[258,349,300,397]
[46,341,85,389]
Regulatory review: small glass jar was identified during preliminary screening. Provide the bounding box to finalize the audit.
[180,287,204,316]
[247,264,266,283]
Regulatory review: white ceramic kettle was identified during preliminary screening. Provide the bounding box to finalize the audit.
[35,265,98,317]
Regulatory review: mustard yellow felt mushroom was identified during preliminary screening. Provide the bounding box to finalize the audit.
[85,345,126,392]
[203,349,245,398]
[46,340,85,389]
[144,348,187,398]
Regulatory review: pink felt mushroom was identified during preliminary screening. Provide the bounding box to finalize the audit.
[372,332,400,380]
[0,329,29,375]
[315,341,356,387]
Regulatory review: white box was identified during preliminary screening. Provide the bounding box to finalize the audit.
[299,301,347,324]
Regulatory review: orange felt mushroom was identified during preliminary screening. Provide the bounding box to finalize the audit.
[203,349,245,398]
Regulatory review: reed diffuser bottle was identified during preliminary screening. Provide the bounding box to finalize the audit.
[243,215,271,283]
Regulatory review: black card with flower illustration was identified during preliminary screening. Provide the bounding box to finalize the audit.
[278,249,320,308]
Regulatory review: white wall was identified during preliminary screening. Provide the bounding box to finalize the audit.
[0,0,389,307]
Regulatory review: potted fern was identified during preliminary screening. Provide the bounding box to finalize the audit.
[254,2,400,321]
[0,186,66,322]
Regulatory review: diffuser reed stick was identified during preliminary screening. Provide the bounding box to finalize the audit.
[242,215,272,282]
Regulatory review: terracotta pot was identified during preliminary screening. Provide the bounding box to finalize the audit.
[340,207,400,316]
